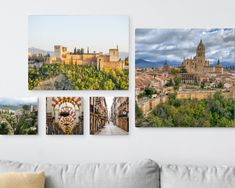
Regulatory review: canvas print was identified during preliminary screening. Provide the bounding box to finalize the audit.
[135,28,235,127]
[46,97,83,135]
[0,97,38,135]
[90,97,129,135]
[28,16,129,90]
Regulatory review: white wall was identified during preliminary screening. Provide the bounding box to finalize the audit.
[0,0,235,165]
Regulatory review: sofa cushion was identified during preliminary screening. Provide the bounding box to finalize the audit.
[0,159,159,188]
[161,164,235,188]
[0,172,45,188]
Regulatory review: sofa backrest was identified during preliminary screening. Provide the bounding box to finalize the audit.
[161,164,235,188]
[0,159,160,188]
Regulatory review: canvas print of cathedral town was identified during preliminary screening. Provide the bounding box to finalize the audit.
[135,29,235,127]
[28,16,129,90]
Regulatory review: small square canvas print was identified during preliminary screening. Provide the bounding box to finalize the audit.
[90,97,129,135]
[46,97,83,135]
[28,15,129,90]
[0,97,38,135]
[135,28,235,127]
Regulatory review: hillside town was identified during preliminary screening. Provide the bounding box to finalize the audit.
[136,40,235,119]
[0,99,38,135]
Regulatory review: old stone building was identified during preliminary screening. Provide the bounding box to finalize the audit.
[182,40,223,74]
[181,73,200,84]
[176,89,234,100]
[47,45,124,71]
[90,97,108,135]
[162,61,170,72]
[46,97,83,135]
[111,97,129,132]
[215,59,224,75]
[137,95,168,116]
[181,40,223,84]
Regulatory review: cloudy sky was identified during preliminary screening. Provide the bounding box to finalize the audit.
[135,29,235,64]
[29,16,129,53]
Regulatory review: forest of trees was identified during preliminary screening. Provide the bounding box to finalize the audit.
[28,64,129,90]
[0,105,38,135]
[136,92,235,127]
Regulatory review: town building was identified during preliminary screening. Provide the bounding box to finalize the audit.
[135,68,172,101]
[90,97,108,135]
[111,97,129,132]
[162,61,170,72]
[46,45,125,71]
[215,59,224,75]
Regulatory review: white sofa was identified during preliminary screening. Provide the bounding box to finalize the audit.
[0,159,234,188]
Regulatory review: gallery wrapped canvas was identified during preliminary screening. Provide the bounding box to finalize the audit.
[46,97,83,135]
[135,29,235,127]
[28,16,129,90]
[0,97,38,135]
[90,97,129,135]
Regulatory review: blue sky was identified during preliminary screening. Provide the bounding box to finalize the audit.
[135,29,235,64]
[29,16,129,53]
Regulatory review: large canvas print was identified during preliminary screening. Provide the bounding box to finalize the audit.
[28,16,129,90]
[0,97,38,135]
[90,97,129,135]
[46,97,83,135]
[135,29,235,127]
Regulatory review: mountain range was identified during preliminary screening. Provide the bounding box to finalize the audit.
[28,47,54,56]
[135,58,234,68]
[135,59,181,68]
[28,47,129,59]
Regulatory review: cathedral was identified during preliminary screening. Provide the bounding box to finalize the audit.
[182,40,223,75]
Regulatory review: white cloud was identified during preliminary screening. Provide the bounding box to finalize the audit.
[135,28,235,64]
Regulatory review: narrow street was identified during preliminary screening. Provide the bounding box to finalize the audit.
[96,122,128,135]
[90,97,129,135]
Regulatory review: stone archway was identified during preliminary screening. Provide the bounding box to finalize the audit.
[51,97,82,134]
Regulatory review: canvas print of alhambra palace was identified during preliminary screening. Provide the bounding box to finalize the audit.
[28,16,129,90]
[135,29,235,127]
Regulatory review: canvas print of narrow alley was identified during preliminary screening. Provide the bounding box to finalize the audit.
[90,97,129,135]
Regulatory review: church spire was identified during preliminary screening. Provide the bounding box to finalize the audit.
[216,58,222,68]
[196,39,205,59]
